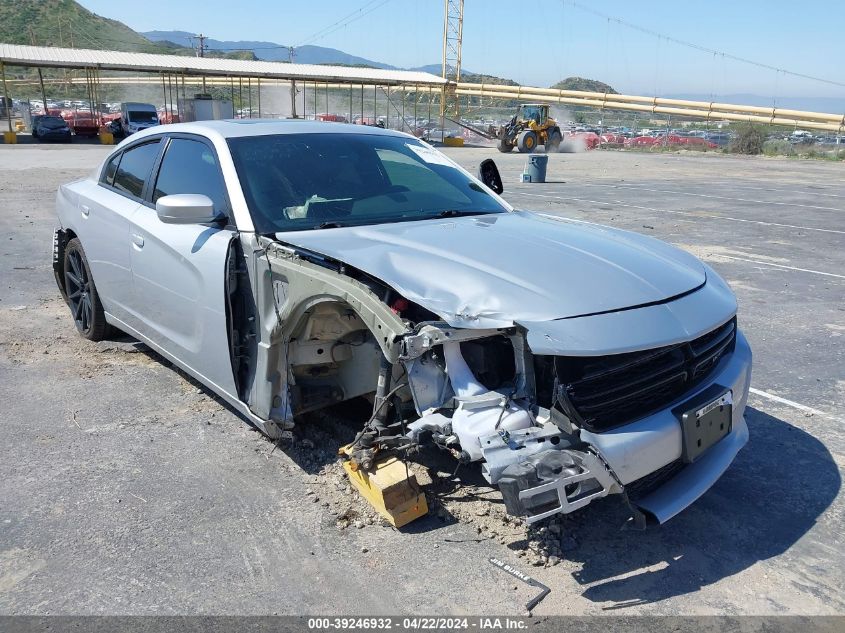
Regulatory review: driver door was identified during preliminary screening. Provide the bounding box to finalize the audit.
[128,134,239,398]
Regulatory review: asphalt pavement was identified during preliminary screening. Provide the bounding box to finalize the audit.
[0,143,842,616]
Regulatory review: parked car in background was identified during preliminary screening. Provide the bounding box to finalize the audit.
[563,131,601,150]
[679,137,718,149]
[62,109,99,137]
[119,102,159,136]
[600,133,626,144]
[789,131,816,145]
[316,113,348,123]
[32,115,72,142]
[52,120,751,527]
[704,132,732,147]
[422,128,457,141]
[30,115,45,137]
[625,135,661,147]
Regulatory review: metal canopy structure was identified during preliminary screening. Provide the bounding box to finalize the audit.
[0,43,446,87]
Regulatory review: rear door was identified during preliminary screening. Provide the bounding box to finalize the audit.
[128,134,239,397]
[76,138,162,323]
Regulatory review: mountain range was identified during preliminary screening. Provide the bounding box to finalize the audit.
[141,31,474,76]
[142,30,401,69]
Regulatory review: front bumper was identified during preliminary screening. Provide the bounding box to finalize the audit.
[582,329,752,522]
[635,414,748,523]
[39,131,72,141]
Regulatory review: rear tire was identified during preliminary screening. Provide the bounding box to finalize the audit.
[497,138,514,153]
[63,238,109,341]
[517,130,538,153]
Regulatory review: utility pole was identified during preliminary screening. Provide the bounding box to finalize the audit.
[288,46,298,118]
[193,34,209,92]
[195,33,208,57]
[1,62,12,133]
[28,26,49,112]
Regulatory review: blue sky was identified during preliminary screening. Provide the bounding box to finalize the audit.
[77,0,845,99]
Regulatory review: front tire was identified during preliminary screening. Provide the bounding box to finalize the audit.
[517,130,538,153]
[63,238,109,341]
[497,138,514,153]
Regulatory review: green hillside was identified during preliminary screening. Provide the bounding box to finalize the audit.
[0,0,253,59]
[461,72,519,87]
[0,0,168,51]
[551,77,618,94]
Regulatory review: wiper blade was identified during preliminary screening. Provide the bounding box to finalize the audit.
[313,221,345,229]
[434,209,486,218]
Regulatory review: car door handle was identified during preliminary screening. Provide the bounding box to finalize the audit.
[131,233,145,248]
[80,204,90,217]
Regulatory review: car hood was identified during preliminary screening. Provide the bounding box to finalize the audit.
[275,211,706,328]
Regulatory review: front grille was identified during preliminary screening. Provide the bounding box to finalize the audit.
[556,318,736,432]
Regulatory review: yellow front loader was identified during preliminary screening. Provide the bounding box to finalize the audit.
[496,103,562,153]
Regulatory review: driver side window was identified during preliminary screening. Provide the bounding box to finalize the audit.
[153,138,229,217]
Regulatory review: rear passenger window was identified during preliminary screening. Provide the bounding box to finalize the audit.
[112,141,161,199]
[102,152,121,185]
[153,139,228,215]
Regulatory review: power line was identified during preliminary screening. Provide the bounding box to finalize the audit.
[294,0,393,48]
[567,0,845,89]
[202,1,394,58]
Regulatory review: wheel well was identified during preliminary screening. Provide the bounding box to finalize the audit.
[285,299,384,416]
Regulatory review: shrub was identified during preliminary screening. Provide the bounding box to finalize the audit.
[762,139,795,156]
[729,123,766,154]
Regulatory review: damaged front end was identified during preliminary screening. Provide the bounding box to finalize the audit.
[250,234,750,527]
[399,326,624,524]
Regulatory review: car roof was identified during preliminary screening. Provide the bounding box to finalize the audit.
[127,119,412,144]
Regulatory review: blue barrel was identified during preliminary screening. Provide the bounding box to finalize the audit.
[523,154,549,183]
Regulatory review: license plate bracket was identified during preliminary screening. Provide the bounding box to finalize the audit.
[676,386,732,463]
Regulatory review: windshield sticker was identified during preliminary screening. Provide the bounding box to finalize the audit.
[406,143,453,167]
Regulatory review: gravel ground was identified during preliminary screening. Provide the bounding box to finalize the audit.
[0,143,842,616]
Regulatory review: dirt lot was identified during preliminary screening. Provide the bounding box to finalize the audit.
[0,143,843,616]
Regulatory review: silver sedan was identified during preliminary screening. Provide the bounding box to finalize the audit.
[53,120,751,525]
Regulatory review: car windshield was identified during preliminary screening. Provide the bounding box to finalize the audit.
[227,132,508,233]
[129,111,157,123]
[41,117,66,129]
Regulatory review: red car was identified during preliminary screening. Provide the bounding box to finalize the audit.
[625,136,660,147]
[566,131,601,150]
[679,136,718,149]
[600,133,625,145]
[316,113,348,123]
[60,110,99,137]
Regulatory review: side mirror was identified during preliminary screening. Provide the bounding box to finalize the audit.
[155,194,220,224]
[478,158,504,195]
